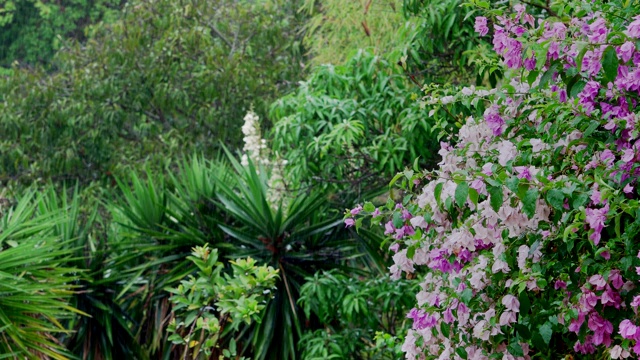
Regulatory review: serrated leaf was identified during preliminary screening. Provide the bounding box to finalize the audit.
[455,182,469,207]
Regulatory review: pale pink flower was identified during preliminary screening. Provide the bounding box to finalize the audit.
[499,311,517,326]
[344,218,355,228]
[502,294,520,312]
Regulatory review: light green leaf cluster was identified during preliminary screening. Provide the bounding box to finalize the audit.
[167,244,278,359]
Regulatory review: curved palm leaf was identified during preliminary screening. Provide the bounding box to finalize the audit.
[0,190,80,359]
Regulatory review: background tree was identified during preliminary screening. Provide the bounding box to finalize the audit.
[0,0,306,186]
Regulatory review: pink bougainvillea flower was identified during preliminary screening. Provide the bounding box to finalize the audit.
[554,279,567,290]
[625,15,640,38]
[618,41,636,62]
[344,218,355,228]
[501,294,520,312]
[475,16,489,36]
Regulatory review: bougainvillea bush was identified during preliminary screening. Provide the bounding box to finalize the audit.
[347,0,640,358]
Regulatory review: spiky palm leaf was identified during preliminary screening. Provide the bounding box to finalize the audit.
[0,190,80,359]
[36,187,146,360]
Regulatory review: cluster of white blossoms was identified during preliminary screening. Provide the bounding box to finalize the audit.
[240,111,288,208]
[241,111,269,167]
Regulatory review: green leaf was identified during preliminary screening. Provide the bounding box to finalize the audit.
[404,170,414,180]
[522,189,539,219]
[440,322,450,338]
[514,324,531,340]
[527,70,539,87]
[570,80,586,98]
[546,189,564,210]
[572,193,589,208]
[583,120,600,137]
[363,202,375,213]
[392,211,404,228]
[602,45,619,83]
[489,186,503,212]
[539,322,553,345]
[469,188,479,206]
[389,172,404,188]
[455,183,469,207]
[518,291,531,315]
[434,182,444,207]
[456,347,468,359]
[538,62,559,89]
[508,341,524,357]
[506,177,520,194]
[460,288,473,304]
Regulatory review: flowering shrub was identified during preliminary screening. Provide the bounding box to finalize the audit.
[348,1,640,358]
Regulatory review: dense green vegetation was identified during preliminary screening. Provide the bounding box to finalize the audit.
[0,0,493,359]
[0,0,305,186]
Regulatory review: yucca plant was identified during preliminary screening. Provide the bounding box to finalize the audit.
[109,158,236,357]
[0,190,80,359]
[213,154,362,360]
[35,186,147,360]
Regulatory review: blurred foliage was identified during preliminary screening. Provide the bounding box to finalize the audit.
[167,245,279,359]
[300,0,408,66]
[270,50,437,202]
[298,270,416,359]
[400,0,495,85]
[0,0,123,67]
[0,0,306,187]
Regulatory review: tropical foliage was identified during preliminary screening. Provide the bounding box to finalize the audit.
[0,191,79,359]
[3,0,638,359]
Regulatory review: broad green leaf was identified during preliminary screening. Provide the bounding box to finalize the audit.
[546,189,564,210]
[508,341,524,357]
[489,186,503,212]
[455,182,469,207]
[522,189,539,219]
[539,322,553,345]
[602,45,619,82]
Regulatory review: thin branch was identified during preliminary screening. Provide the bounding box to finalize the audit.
[521,0,557,17]
[207,22,233,49]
